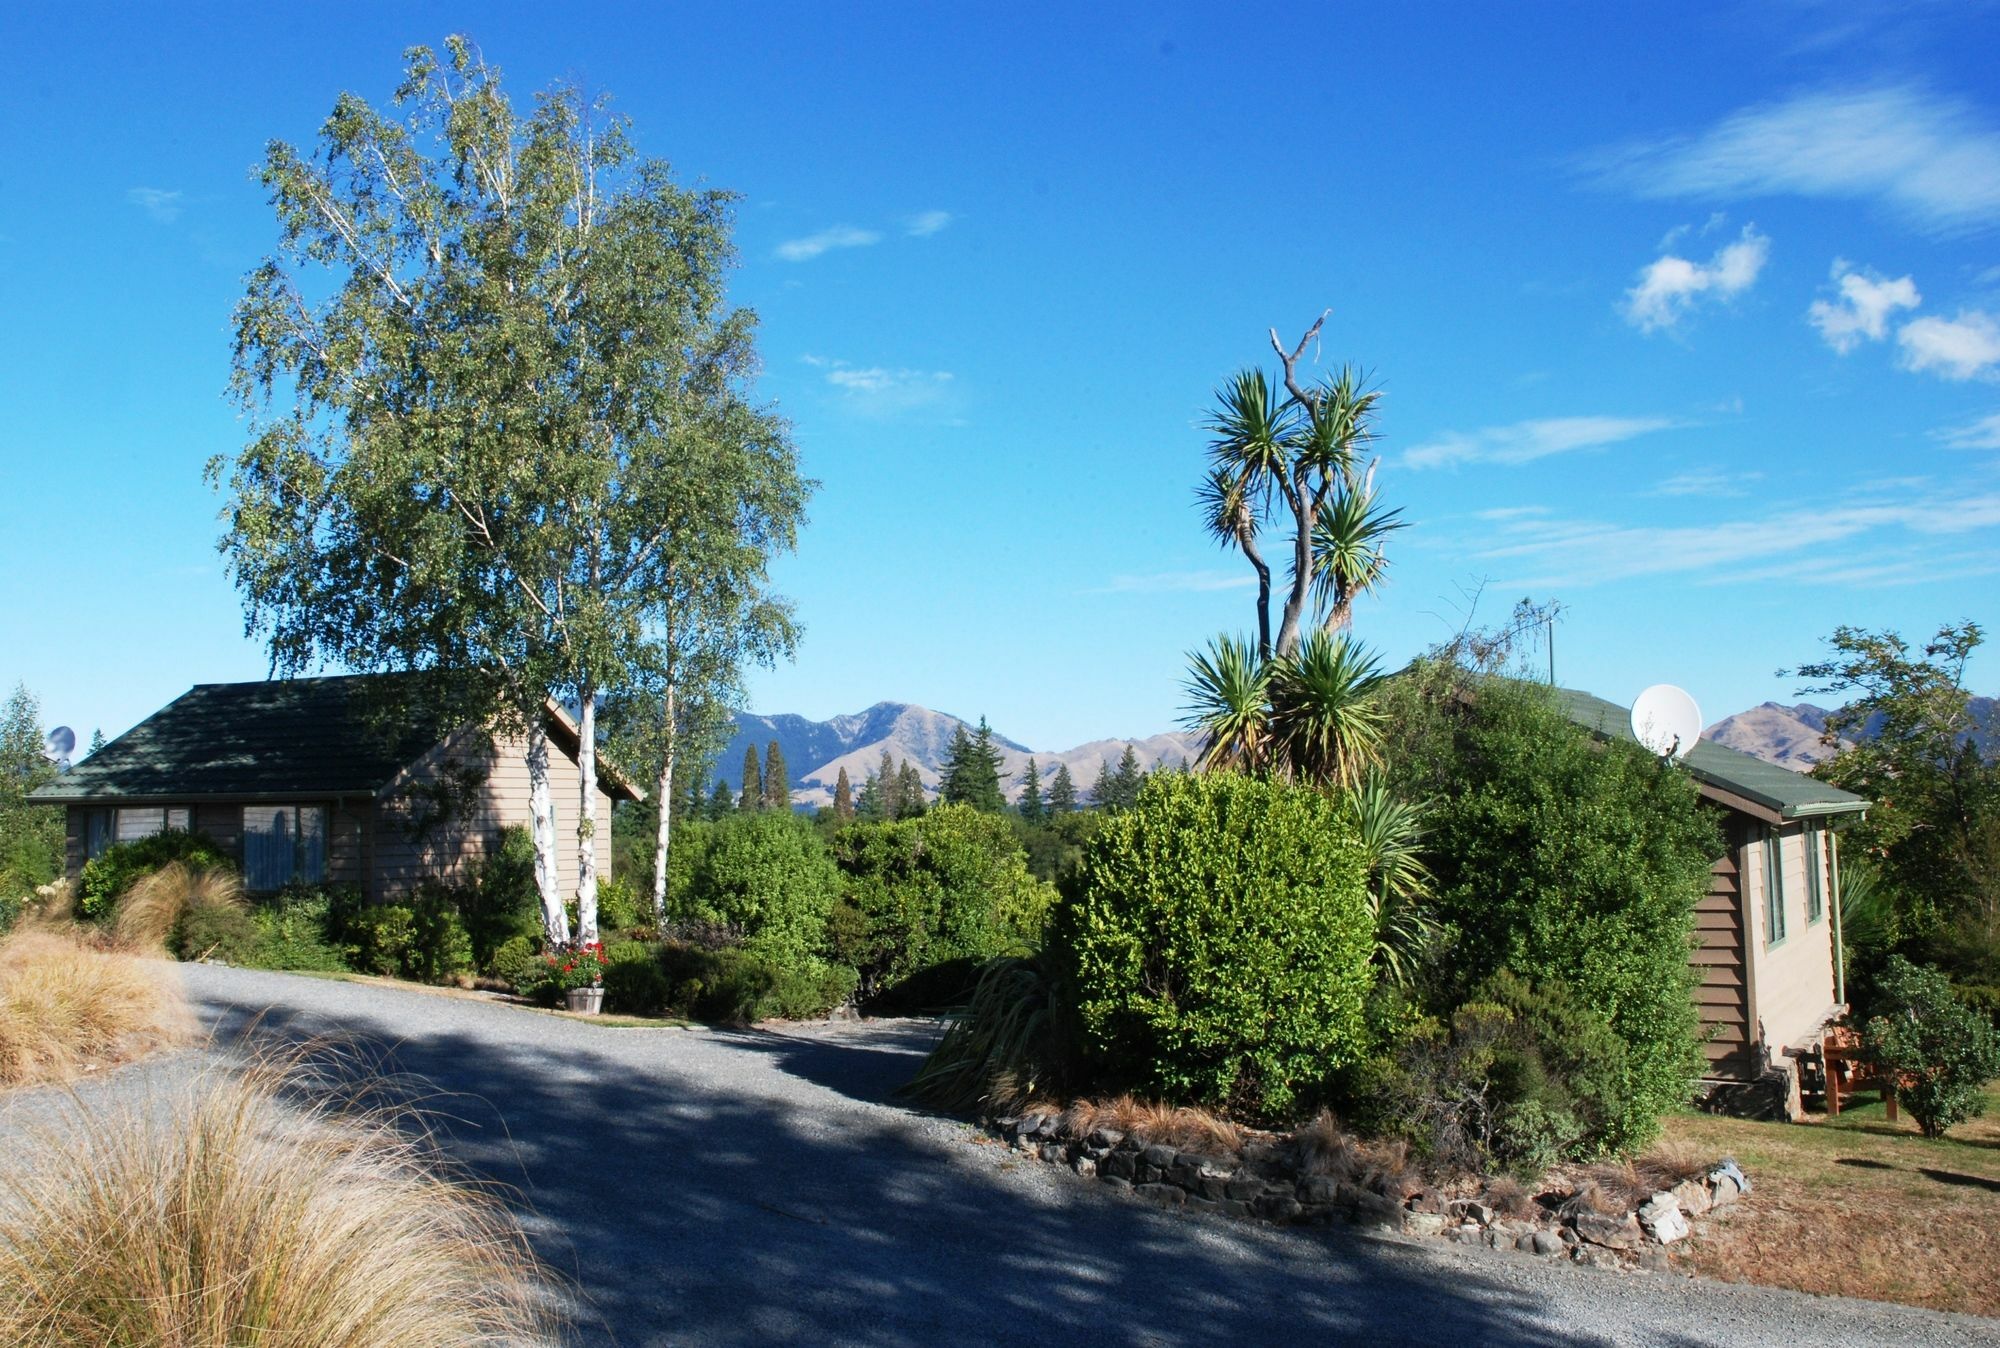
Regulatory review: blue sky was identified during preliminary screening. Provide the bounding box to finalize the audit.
[3,2,1998,753]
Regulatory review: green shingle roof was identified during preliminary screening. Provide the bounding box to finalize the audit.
[30,674,467,803]
[1553,686,1869,821]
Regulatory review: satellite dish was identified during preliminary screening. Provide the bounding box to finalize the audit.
[1631,686,1701,761]
[43,726,75,764]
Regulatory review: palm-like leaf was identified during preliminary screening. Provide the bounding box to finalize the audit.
[1195,465,1256,548]
[1180,634,1272,774]
[1267,632,1385,790]
[1296,365,1380,478]
[1309,482,1406,617]
[1344,776,1437,986]
[1204,369,1298,492]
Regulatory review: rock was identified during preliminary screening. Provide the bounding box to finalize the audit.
[1572,1244,1624,1270]
[1369,1170,1421,1203]
[1072,1155,1097,1179]
[1408,1188,1446,1214]
[1637,1192,1689,1245]
[1134,1163,1162,1185]
[1531,1229,1566,1258]
[1101,1176,1133,1194]
[1670,1177,1712,1218]
[1225,1175,1265,1201]
[1142,1144,1180,1170]
[1351,1192,1404,1229]
[1017,1112,1046,1137]
[1254,1193,1304,1223]
[1405,1211,1448,1237]
[1100,1151,1136,1181]
[1135,1182,1186,1210]
[1177,1151,1234,1178]
[1185,1194,1220,1217]
[1452,1200,1495,1227]
[993,1115,1019,1133]
[1573,1210,1645,1251]
[1637,1247,1674,1274]
[1218,1199,1252,1220]
[1038,1142,1066,1164]
[1240,1142,1282,1169]
[1086,1128,1124,1150]
[1449,1224,1484,1245]
[1707,1159,1750,1206]
[1299,1175,1341,1205]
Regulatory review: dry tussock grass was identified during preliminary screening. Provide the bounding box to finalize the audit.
[1057,1095,1244,1153]
[0,927,191,1088]
[111,861,244,951]
[0,1057,561,1347]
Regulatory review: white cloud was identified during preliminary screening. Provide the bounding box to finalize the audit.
[1592,86,2000,234]
[806,356,955,415]
[775,225,882,262]
[1623,225,1769,333]
[1474,506,1552,522]
[1808,261,1922,351]
[1898,309,2000,379]
[1938,411,2000,450]
[126,187,183,224]
[1653,469,1765,498]
[1087,570,1258,595]
[1406,415,1678,470]
[905,209,953,237]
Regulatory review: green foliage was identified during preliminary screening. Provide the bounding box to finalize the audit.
[1059,771,1374,1121]
[1047,763,1078,815]
[1344,776,1438,986]
[829,804,1057,1004]
[406,886,475,984]
[739,747,763,813]
[1180,630,1387,791]
[459,827,542,968]
[906,954,1072,1112]
[342,905,418,978]
[247,887,349,972]
[762,741,790,811]
[1385,673,1714,1132]
[670,810,841,970]
[1017,758,1044,824]
[603,939,673,1014]
[648,942,854,1022]
[79,831,235,920]
[1863,956,2000,1139]
[172,900,264,965]
[595,874,644,935]
[490,935,542,992]
[940,720,1006,813]
[0,683,64,899]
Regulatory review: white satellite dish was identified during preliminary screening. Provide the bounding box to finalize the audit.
[42,726,75,766]
[1630,685,1701,762]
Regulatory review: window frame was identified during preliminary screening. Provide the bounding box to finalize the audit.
[1763,826,1788,949]
[1803,823,1825,925]
[241,803,329,891]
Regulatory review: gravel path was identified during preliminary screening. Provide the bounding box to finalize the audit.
[11,964,1995,1348]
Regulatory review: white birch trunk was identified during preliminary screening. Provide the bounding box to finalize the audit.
[526,719,570,946]
[575,684,600,945]
[651,681,676,925]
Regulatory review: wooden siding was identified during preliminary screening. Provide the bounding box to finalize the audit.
[1695,844,1756,1081]
[1745,820,1841,1058]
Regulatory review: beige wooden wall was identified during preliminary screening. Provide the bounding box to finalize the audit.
[1742,821,1840,1060]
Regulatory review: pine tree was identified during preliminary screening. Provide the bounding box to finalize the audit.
[762,740,790,812]
[856,767,883,821]
[1110,745,1144,810]
[1090,757,1116,811]
[706,779,734,819]
[833,766,854,820]
[1018,757,1044,822]
[1049,762,1078,815]
[739,745,763,812]
[940,717,1006,812]
[87,728,106,757]
[898,760,927,816]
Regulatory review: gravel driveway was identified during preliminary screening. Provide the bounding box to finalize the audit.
[12,964,1994,1348]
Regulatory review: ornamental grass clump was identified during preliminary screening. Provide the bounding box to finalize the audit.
[0,1060,561,1347]
[112,860,245,952]
[0,926,191,1088]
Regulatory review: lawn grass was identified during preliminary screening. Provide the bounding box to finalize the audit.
[1662,1084,2000,1316]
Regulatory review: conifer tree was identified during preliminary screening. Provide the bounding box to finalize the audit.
[941,717,1006,812]
[740,745,763,813]
[707,779,734,820]
[1049,762,1078,815]
[87,728,106,757]
[762,740,790,812]
[876,748,900,819]
[898,760,927,816]
[1109,745,1144,810]
[856,768,883,821]
[833,766,854,820]
[1090,757,1116,810]
[1018,757,1044,822]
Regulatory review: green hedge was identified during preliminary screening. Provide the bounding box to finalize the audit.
[1058,771,1374,1122]
[668,812,841,971]
[79,830,235,919]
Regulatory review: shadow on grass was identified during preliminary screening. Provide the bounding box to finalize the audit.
[1917,1167,2000,1193]
[185,973,1628,1348]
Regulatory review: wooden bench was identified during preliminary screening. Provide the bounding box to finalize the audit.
[1820,1025,1906,1121]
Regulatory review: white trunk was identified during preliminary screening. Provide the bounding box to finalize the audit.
[526,720,570,946]
[575,685,600,945]
[651,681,676,924]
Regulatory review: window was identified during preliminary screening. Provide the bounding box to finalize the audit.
[110,806,191,845]
[1804,824,1825,925]
[1763,827,1787,947]
[85,808,115,859]
[243,805,327,890]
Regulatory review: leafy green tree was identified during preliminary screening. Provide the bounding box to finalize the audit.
[739,746,764,813]
[1862,956,2000,1138]
[1048,762,1078,815]
[0,684,64,896]
[872,749,900,820]
[941,718,1005,812]
[673,811,841,971]
[833,766,854,821]
[762,740,790,812]
[215,36,805,947]
[1017,758,1044,823]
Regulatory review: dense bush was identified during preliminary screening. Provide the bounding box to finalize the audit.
[603,939,671,1014]
[1383,673,1715,1133]
[172,897,264,965]
[1058,771,1374,1122]
[830,805,1057,1005]
[670,812,842,972]
[490,934,542,992]
[247,885,349,972]
[459,827,542,969]
[80,831,235,920]
[596,875,645,935]
[1864,956,2000,1138]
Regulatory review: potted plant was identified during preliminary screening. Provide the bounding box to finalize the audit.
[540,942,608,1014]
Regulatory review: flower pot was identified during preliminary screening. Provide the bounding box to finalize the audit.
[565,986,604,1015]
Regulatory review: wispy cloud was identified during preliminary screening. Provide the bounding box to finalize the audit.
[1938,411,2000,450]
[775,225,882,262]
[804,355,955,416]
[1086,570,1257,595]
[1898,309,2000,379]
[1406,415,1678,470]
[1653,469,1765,498]
[1808,260,1921,351]
[1623,224,1769,333]
[1474,505,1552,522]
[905,209,953,237]
[1588,86,2000,234]
[126,187,183,224]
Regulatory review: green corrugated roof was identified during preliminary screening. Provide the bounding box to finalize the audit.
[30,674,470,803]
[1553,686,1869,821]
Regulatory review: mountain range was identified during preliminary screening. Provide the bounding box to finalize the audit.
[714,691,1999,810]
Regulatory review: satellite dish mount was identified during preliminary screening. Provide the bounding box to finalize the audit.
[43,725,76,773]
[1630,685,1701,763]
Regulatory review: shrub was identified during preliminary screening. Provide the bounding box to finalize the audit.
[248,886,349,973]
[113,862,244,952]
[654,942,855,1023]
[596,875,645,935]
[1863,956,2000,1139]
[173,901,264,966]
[1388,674,1715,1135]
[407,886,475,984]
[1059,771,1374,1122]
[344,905,418,978]
[0,927,192,1087]
[602,939,671,1015]
[459,827,541,968]
[79,830,234,920]
[0,1064,557,1346]
[489,935,542,993]
[673,812,841,972]
[906,954,1073,1112]
[830,804,1058,1005]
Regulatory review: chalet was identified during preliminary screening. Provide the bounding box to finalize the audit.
[1557,688,1870,1118]
[30,675,639,900]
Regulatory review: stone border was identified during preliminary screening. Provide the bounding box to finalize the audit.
[993,1111,1750,1272]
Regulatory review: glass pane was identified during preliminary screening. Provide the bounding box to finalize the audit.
[297,807,328,884]
[117,807,166,843]
[243,805,294,890]
[86,809,115,859]
[166,806,190,831]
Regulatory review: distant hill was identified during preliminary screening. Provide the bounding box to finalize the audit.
[1702,697,1996,768]
[715,702,1201,809]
